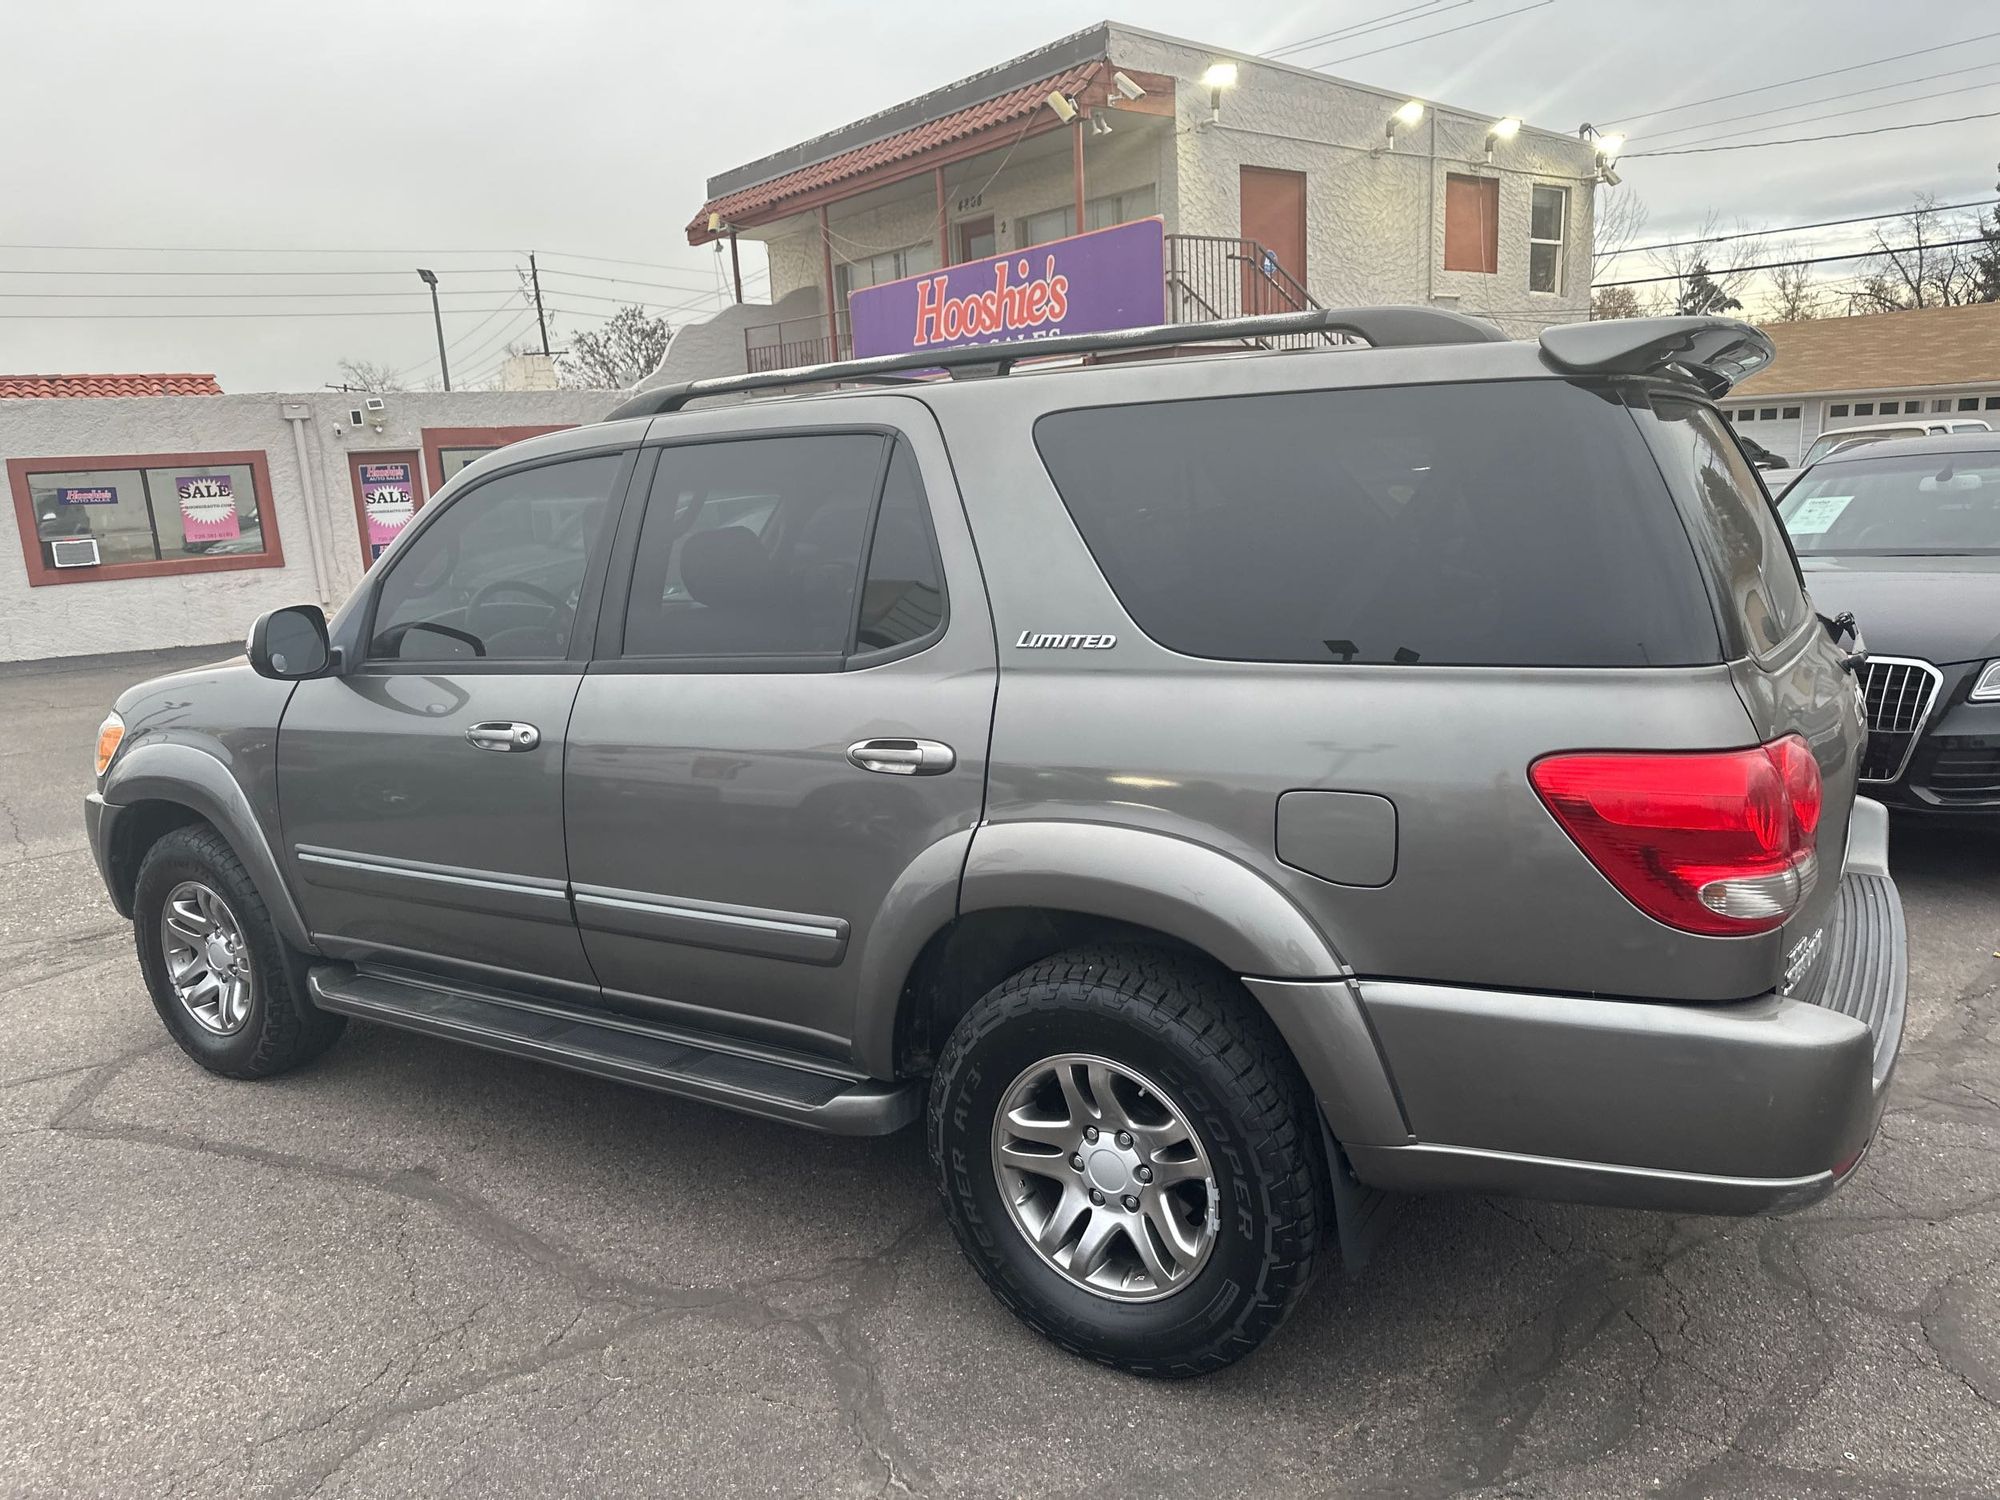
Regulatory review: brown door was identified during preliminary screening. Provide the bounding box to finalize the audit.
[1240,167,1307,314]
[956,215,996,264]
[347,450,425,566]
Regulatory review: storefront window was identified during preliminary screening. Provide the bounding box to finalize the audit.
[8,451,280,585]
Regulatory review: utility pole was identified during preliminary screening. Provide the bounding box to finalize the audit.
[528,252,551,354]
[727,232,744,304]
[415,268,451,391]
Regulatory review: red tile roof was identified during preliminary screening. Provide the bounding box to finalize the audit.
[0,372,223,399]
[689,62,1103,241]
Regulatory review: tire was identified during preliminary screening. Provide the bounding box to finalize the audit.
[928,946,1329,1377]
[133,822,345,1079]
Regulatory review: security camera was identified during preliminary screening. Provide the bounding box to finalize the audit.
[1599,165,1623,187]
[1043,91,1077,124]
[1112,71,1146,102]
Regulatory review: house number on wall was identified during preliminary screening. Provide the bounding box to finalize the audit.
[956,194,984,213]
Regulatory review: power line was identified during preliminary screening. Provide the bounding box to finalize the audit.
[1634,75,2000,153]
[1626,109,2000,157]
[0,306,526,320]
[1631,58,2000,145]
[1595,235,1991,288]
[1264,0,1467,59]
[1597,198,2000,261]
[1601,29,2000,128]
[1299,0,1551,68]
[0,287,521,300]
[0,265,519,278]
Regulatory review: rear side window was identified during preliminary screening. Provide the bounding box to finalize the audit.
[1033,381,1719,667]
[1645,398,1811,654]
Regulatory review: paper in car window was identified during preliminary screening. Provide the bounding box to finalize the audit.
[1786,494,1853,534]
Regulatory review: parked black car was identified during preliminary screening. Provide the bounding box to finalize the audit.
[1779,433,2000,812]
[1737,433,1789,470]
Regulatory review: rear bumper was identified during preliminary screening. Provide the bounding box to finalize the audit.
[1268,805,1906,1217]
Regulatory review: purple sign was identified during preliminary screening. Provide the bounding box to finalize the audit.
[849,217,1165,359]
[56,486,118,506]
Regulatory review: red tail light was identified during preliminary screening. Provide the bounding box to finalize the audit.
[1529,735,1823,936]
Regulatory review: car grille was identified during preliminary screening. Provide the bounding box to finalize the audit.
[1856,657,1941,782]
[1925,745,2000,802]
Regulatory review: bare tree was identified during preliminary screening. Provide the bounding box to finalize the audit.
[1593,188,1649,265]
[1591,284,1645,319]
[332,358,406,392]
[1648,211,1766,319]
[1848,195,1989,312]
[558,305,674,390]
[1762,255,1824,322]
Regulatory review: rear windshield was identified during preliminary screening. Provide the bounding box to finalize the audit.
[1032,380,1720,667]
[1642,397,1813,655]
[1779,450,2000,556]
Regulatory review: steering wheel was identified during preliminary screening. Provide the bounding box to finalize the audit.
[471,578,566,629]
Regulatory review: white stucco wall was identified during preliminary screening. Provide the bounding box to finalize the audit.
[0,388,616,662]
[1109,28,1598,337]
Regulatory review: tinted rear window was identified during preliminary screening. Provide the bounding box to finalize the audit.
[1033,381,1720,667]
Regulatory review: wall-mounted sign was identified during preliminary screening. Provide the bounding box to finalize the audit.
[848,217,1166,359]
[175,474,240,542]
[360,461,416,559]
[56,486,118,506]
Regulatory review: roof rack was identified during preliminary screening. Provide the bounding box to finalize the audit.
[605,306,1510,420]
[1538,316,1775,396]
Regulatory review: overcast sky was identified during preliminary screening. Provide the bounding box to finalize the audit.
[3,0,1995,391]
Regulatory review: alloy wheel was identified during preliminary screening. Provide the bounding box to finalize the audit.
[989,1053,1219,1301]
[160,880,255,1036]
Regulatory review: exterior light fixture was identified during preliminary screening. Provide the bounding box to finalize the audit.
[1594,131,1625,163]
[1200,61,1238,122]
[1485,116,1521,160]
[1386,99,1425,149]
[1044,91,1077,124]
[1091,113,1113,136]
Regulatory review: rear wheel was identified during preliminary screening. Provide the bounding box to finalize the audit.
[133,824,344,1078]
[928,947,1328,1376]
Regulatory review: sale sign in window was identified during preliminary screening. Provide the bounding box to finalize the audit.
[360,462,416,559]
[176,474,240,542]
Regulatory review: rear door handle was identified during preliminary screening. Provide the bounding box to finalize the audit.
[466,721,542,752]
[847,738,955,776]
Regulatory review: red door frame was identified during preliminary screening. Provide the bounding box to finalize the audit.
[420,425,570,494]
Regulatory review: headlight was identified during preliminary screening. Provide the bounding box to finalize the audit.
[94,712,125,776]
[1973,661,2000,703]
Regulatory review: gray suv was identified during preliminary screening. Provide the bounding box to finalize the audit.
[85,309,1906,1376]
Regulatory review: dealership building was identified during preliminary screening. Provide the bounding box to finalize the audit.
[1,376,614,663]
[655,20,1604,383]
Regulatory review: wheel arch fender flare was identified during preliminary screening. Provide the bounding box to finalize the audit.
[100,740,316,953]
[957,822,1350,979]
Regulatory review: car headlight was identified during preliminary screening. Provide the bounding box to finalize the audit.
[94,711,125,776]
[1973,661,2000,702]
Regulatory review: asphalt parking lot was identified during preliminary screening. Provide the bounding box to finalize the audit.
[3,645,1996,1499]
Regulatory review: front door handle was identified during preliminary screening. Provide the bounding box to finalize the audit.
[847,738,955,776]
[466,721,542,752]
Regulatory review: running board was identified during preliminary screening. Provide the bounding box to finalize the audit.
[306,966,922,1136]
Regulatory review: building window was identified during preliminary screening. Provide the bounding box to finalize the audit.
[1759,407,1778,421]
[1960,396,1980,411]
[833,241,940,304]
[1015,185,1159,250]
[1855,403,1874,416]
[420,426,572,493]
[1782,406,1801,419]
[7,450,281,587]
[1443,173,1499,274]
[1829,404,1849,417]
[1985,396,2000,409]
[1528,184,1567,293]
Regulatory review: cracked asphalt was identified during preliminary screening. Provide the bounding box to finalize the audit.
[3,645,1997,1499]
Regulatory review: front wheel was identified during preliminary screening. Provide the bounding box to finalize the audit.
[928,948,1329,1377]
[133,823,345,1078]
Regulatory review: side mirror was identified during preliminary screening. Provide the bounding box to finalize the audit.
[247,604,332,680]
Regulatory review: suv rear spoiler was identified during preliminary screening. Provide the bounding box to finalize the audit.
[1537,316,1775,396]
